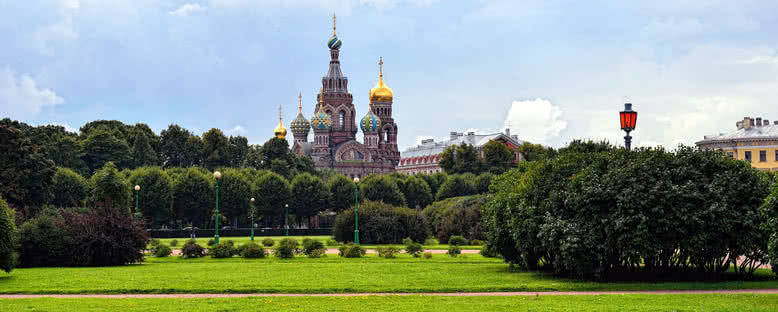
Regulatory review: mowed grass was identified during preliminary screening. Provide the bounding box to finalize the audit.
[2,294,778,312]
[155,236,482,250]
[1,255,777,294]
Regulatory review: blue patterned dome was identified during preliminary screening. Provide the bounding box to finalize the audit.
[360,109,381,133]
[328,34,342,49]
[311,110,332,130]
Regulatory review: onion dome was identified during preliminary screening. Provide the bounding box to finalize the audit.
[361,105,382,133]
[291,92,311,137]
[274,104,287,139]
[369,57,393,102]
[311,89,333,130]
[328,15,342,49]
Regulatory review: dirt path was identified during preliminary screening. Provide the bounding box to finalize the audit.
[2,289,778,299]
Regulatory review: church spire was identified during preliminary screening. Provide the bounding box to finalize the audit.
[274,103,287,139]
[298,91,303,114]
[333,14,337,36]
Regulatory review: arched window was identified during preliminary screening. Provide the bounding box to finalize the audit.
[338,80,341,89]
[384,129,390,142]
[339,111,345,129]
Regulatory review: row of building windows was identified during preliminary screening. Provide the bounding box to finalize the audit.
[730,150,778,162]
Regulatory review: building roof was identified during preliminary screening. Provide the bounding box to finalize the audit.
[698,124,778,144]
[401,132,524,158]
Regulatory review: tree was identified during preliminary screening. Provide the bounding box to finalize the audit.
[202,128,231,170]
[483,140,515,174]
[474,172,494,194]
[50,135,88,175]
[160,124,202,168]
[80,120,131,141]
[127,167,172,226]
[172,168,214,228]
[130,133,159,168]
[418,174,441,197]
[557,139,613,155]
[253,172,291,227]
[359,175,406,207]
[518,142,556,162]
[439,143,483,174]
[228,136,249,168]
[0,124,56,214]
[0,196,16,273]
[436,175,477,201]
[400,176,433,209]
[244,145,264,169]
[328,175,355,212]
[290,173,329,226]
[51,167,88,208]
[81,128,131,172]
[218,169,253,228]
[89,162,131,214]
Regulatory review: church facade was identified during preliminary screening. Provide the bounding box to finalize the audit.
[286,18,400,179]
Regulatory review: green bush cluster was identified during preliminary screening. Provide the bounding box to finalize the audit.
[181,240,206,258]
[405,242,423,258]
[262,238,275,247]
[209,242,236,258]
[333,200,429,244]
[423,195,486,244]
[302,239,326,257]
[483,145,772,280]
[338,244,365,258]
[448,235,468,246]
[152,244,172,257]
[274,238,298,259]
[447,245,461,257]
[377,247,400,259]
[169,239,178,247]
[240,242,266,258]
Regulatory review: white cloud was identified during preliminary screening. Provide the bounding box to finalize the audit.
[0,68,64,119]
[503,98,567,145]
[227,125,247,135]
[169,3,207,16]
[740,55,778,65]
[46,122,78,133]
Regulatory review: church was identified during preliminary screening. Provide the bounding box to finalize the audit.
[275,17,400,179]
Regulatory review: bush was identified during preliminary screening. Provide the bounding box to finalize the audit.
[402,237,413,246]
[377,247,400,259]
[480,245,498,258]
[16,213,69,268]
[424,238,439,246]
[0,197,17,273]
[405,242,423,257]
[338,244,366,258]
[470,239,484,246]
[262,238,275,247]
[423,252,433,259]
[326,239,339,246]
[447,245,461,257]
[274,238,298,259]
[423,195,486,244]
[240,242,266,258]
[150,239,161,248]
[358,175,407,207]
[307,248,327,258]
[209,243,235,258]
[436,175,477,201]
[181,240,206,258]
[59,208,149,266]
[448,235,468,246]
[153,244,172,257]
[303,239,325,256]
[333,200,429,244]
[169,239,178,247]
[207,239,216,246]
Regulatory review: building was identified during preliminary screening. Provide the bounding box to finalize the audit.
[396,129,524,175]
[696,116,778,172]
[285,17,400,179]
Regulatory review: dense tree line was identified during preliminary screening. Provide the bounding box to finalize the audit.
[439,140,517,175]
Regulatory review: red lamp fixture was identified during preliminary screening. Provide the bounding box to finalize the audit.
[619,103,637,150]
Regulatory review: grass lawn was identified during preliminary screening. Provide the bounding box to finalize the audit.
[2,294,778,311]
[1,255,776,294]
[154,236,482,250]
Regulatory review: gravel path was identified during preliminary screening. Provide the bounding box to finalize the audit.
[3,289,778,299]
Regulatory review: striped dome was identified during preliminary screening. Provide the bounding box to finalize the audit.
[291,113,311,136]
[328,34,342,49]
[360,110,381,133]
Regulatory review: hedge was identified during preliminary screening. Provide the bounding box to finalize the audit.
[333,200,428,244]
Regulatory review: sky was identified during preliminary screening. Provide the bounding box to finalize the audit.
[1,0,777,150]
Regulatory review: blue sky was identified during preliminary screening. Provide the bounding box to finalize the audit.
[1,0,777,149]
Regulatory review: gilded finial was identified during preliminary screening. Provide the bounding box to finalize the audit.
[379,56,384,80]
[333,14,337,35]
[279,104,283,122]
[298,92,302,114]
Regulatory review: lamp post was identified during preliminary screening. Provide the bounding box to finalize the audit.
[250,197,255,241]
[353,177,360,245]
[134,185,140,222]
[284,203,289,237]
[213,171,222,244]
[619,103,638,150]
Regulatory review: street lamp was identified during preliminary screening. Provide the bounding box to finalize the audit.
[353,177,360,245]
[619,103,638,150]
[134,185,141,222]
[213,171,222,244]
[284,203,289,237]
[250,197,255,241]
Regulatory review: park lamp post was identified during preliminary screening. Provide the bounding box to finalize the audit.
[619,103,638,151]
[250,197,255,241]
[284,203,289,237]
[213,171,222,244]
[353,177,360,245]
[134,185,141,222]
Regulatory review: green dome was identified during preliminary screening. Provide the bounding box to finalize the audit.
[311,110,332,130]
[360,110,381,133]
[328,34,342,49]
[291,113,311,137]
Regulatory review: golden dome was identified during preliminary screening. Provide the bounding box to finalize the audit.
[274,104,287,139]
[369,57,393,103]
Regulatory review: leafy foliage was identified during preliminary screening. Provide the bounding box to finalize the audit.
[327,175,355,212]
[338,244,365,258]
[181,240,206,258]
[0,124,56,213]
[16,213,69,268]
[333,200,428,244]
[50,167,88,208]
[447,245,462,257]
[405,242,423,257]
[274,238,298,259]
[89,162,131,214]
[262,238,275,247]
[152,244,172,257]
[291,173,329,224]
[253,172,291,225]
[209,243,236,258]
[172,168,214,228]
[358,175,406,207]
[439,143,483,174]
[482,140,515,174]
[0,197,17,273]
[423,195,486,243]
[399,176,433,209]
[128,167,173,226]
[436,175,477,200]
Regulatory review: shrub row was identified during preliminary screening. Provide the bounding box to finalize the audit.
[332,200,429,244]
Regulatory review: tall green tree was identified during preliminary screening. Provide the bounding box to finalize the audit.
[483,140,515,174]
[253,172,291,227]
[160,124,201,168]
[51,167,88,208]
[0,196,16,273]
[81,128,131,172]
[400,176,434,209]
[290,173,329,226]
[243,144,264,169]
[0,125,56,214]
[172,168,214,228]
[202,128,231,170]
[130,133,159,168]
[228,136,249,168]
[127,167,172,226]
[518,142,557,162]
[439,143,483,174]
[359,175,406,207]
[327,174,355,212]
[217,169,253,227]
[89,162,130,214]
[436,174,477,201]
